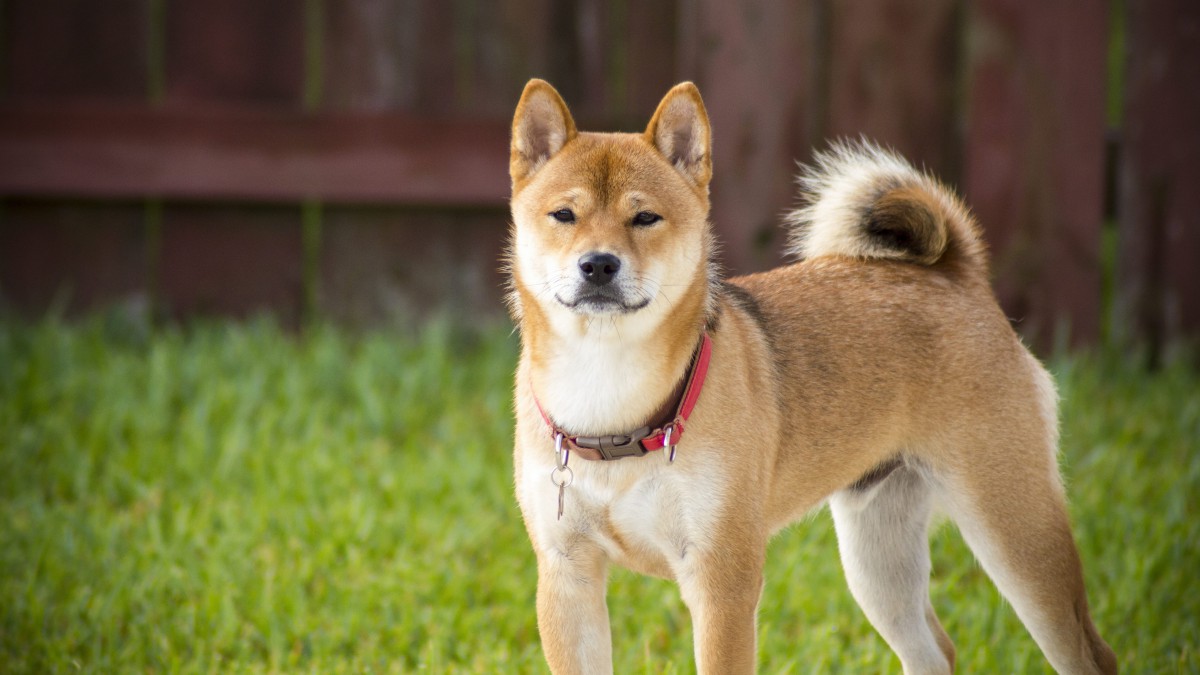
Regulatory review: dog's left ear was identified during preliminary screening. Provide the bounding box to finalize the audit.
[645,82,712,189]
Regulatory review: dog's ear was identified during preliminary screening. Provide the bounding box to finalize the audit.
[511,79,577,186]
[645,82,712,189]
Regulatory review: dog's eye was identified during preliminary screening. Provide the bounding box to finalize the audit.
[549,209,576,223]
[632,211,662,227]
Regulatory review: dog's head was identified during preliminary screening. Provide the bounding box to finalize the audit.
[507,80,715,338]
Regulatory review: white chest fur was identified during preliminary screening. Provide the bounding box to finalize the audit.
[519,435,727,578]
[535,328,678,436]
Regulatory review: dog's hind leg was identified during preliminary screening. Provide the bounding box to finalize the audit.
[938,448,1117,675]
[830,463,955,675]
[936,355,1115,674]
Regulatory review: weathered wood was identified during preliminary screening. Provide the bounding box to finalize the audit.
[622,0,679,127]
[0,105,510,205]
[497,0,554,115]
[1116,0,1200,354]
[322,0,423,112]
[962,0,1108,349]
[455,0,529,119]
[0,201,147,315]
[534,0,608,124]
[1,2,151,318]
[158,205,304,323]
[164,0,304,106]
[318,206,510,325]
[2,0,148,102]
[412,1,459,115]
[824,0,961,181]
[680,0,814,273]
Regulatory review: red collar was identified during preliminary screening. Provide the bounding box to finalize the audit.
[533,333,713,461]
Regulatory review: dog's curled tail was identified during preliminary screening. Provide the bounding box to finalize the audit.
[785,139,987,275]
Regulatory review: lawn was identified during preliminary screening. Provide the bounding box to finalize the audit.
[1,316,1196,673]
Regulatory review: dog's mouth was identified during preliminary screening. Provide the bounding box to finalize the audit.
[555,288,651,315]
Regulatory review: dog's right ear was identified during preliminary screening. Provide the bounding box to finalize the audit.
[511,79,577,186]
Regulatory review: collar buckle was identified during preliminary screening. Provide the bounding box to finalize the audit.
[572,426,652,460]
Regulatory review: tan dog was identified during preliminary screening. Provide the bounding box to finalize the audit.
[506,79,1116,675]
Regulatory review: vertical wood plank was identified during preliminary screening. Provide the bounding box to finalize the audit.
[681,0,814,273]
[158,206,304,325]
[498,0,553,99]
[962,0,1108,350]
[318,207,509,326]
[414,1,458,115]
[0,201,147,315]
[322,0,423,112]
[1,2,151,316]
[621,0,679,126]
[571,0,611,118]
[323,0,555,116]
[164,0,304,107]
[824,0,961,180]
[3,0,149,102]
[1116,0,1200,355]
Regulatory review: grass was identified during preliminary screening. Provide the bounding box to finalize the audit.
[0,316,1196,673]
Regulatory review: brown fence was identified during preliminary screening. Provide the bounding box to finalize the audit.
[0,0,1196,353]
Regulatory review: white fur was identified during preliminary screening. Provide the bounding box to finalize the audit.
[786,139,958,262]
[520,435,729,589]
[831,466,952,675]
[1027,351,1068,493]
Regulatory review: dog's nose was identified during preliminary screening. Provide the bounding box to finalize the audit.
[578,252,621,286]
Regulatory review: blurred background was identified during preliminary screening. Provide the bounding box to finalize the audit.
[1,3,1198,671]
[0,0,1195,357]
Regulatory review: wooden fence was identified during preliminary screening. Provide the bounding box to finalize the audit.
[0,0,1195,353]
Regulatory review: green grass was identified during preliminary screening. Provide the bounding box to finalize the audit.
[0,317,1196,673]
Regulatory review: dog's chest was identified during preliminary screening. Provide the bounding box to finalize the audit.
[528,453,727,578]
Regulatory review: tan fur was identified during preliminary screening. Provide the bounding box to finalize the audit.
[508,79,1116,675]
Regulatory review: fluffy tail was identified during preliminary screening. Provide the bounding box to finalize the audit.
[785,140,987,275]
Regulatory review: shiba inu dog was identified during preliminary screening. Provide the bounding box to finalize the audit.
[506,79,1116,674]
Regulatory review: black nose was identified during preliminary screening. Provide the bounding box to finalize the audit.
[578,252,621,286]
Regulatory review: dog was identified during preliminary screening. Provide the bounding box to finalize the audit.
[505,79,1116,674]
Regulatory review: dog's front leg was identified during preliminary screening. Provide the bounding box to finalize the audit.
[677,545,765,674]
[535,541,613,675]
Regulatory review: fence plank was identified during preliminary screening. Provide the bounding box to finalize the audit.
[681,0,814,273]
[1,2,150,318]
[496,0,554,113]
[322,0,423,112]
[824,0,960,180]
[164,0,304,107]
[412,1,459,115]
[158,205,304,323]
[319,207,510,325]
[963,0,1108,349]
[0,201,147,315]
[0,105,509,206]
[621,0,679,126]
[322,0,550,119]
[1116,0,1200,355]
[2,0,148,102]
